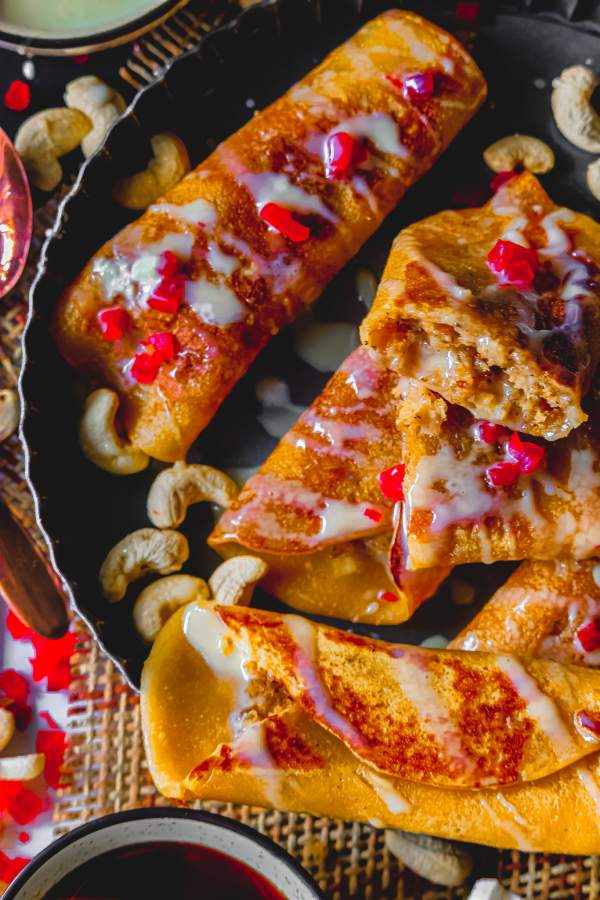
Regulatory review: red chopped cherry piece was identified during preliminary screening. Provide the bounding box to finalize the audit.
[0,850,30,883]
[4,80,30,112]
[6,785,43,825]
[491,170,517,192]
[378,590,399,603]
[578,710,600,735]
[478,421,511,444]
[485,460,519,487]
[97,307,129,341]
[147,331,179,362]
[487,239,539,289]
[324,132,367,180]
[18,832,30,844]
[6,611,32,641]
[400,71,436,101]
[507,432,546,474]
[148,275,184,314]
[37,729,67,789]
[0,670,28,704]
[377,464,405,502]
[158,250,179,277]
[260,203,310,242]
[577,620,600,653]
[131,350,162,385]
[363,507,383,523]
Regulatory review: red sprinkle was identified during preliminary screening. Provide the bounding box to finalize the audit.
[29,629,76,692]
[147,331,179,362]
[478,421,511,444]
[260,203,310,242]
[456,1,479,20]
[363,507,383,523]
[130,350,162,385]
[0,670,28,704]
[487,239,539,289]
[0,783,44,825]
[577,620,600,653]
[377,464,405,502]
[397,71,436,101]
[157,250,180,277]
[507,432,546,474]
[4,80,30,112]
[0,850,30,883]
[6,612,32,641]
[18,832,30,844]
[148,276,184,314]
[324,132,367,180]
[491,170,517,192]
[97,307,129,341]
[378,591,399,603]
[37,729,67,789]
[485,460,519,487]
[578,710,600,735]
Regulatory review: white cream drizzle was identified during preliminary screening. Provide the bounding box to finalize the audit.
[184,279,246,326]
[229,722,283,808]
[207,242,241,277]
[331,112,410,160]
[479,798,535,851]
[240,171,337,222]
[150,198,217,227]
[357,766,411,814]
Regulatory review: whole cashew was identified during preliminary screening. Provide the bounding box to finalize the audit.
[113,132,191,210]
[133,574,210,642]
[79,388,149,475]
[0,753,45,782]
[0,389,19,442]
[65,75,126,157]
[483,134,555,174]
[209,556,268,606]
[0,708,15,752]
[147,462,239,528]
[551,66,600,153]
[100,528,189,602]
[587,158,600,201]
[15,108,92,191]
[384,830,473,887]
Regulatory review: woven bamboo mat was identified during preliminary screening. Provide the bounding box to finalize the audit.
[0,6,597,897]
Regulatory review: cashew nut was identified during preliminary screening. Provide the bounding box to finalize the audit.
[587,158,600,201]
[0,389,19,442]
[100,528,189,602]
[113,132,191,210]
[0,708,15,752]
[209,556,268,606]
[0,753,45,782]
[147,462,239,529]
[384,830,473,887]
[79,388,149,475]
[133,574,210,642]
[483,134,555,174]
[15,108,92,191]
[551,66,600,153]
[65,75,126,157]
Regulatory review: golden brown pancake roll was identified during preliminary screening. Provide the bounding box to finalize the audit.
[210,348,448,624]
[360,173,600,441]
[53,11,486,462]
[141,602,600,853]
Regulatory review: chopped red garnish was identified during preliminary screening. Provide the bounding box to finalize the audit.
[147,331,179,362]
[578,710,600,735]
[0,670,28,704]
[398,71,436,101]
[29,630,76,692]
[507,432,546,474]
[260,203,310,242]
[324,131,367,180]
[363,507,383,523]
[157,250,180,277]
[148,275,185,314]
[39,710,60,730]
[130,350,162,385]
[37,729,67,789]
[73,54,89,64]
[4,80,30,112]
[456,1,479,20]
[0,782,44,825]
[378,590,399,603]
[0,850,30,883]
[6,611,33,641]
[97,307,129,341]
[487,239,539,290]
[377,464,405,502]
[491,170,517,192]
[485,460,519,487]
[577,620,600,653]
[18,832,30,844]
[478,421,511,444]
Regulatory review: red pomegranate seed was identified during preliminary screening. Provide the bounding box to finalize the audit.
[148,276,184,314]
[507,432,546,474]
[487,239,539,289]
[400,71,436,101]
[456,1,479,20]
[363,507,383,523]
[378,590,399,603]
[491,170,517,192]
[158,250,179,277]
[260,203,310,242]
[4,80,30,112]
[485,460,519,487]
[377,464,405,502]
[97,307,129,341]
[324,132,367,180]
[147,331,179,362]
[478,421,511,444]
[131,350,162,385]
[577,620,600,653]
[578,710,600,735]
[18,832,30,844]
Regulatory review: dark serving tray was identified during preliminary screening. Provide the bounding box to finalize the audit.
[19,0,600,689]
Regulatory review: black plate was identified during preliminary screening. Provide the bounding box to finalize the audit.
[20,0,600,688]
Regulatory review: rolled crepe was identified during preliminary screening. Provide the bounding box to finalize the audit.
[210,347,448,624]
[141,602,600,854]
[395,378,600,571]
[360,172,600,441]
[53,11,486,462]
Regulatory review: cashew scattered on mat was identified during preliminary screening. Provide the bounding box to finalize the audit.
[467,879,521,900]
[100,528,189,602]
[79,388,149,475]
[0,708,15,753]
[0,753,45,782]
[551,66,600,153]
[113,132,191,210]
[147,462,239,528]
[15,108,91,191]
[209,556,268,606]
[65,75,126,157]
[384,831,473,887]
[587,158,600,201]
[0,389,19,442]
[133,574,210,642]
[483,134,554,174]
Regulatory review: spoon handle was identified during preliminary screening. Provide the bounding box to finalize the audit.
[0,499,69,638]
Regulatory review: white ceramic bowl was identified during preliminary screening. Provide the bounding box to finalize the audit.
[4,808,322,899]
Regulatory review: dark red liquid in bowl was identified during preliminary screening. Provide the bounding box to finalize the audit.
[43,840,286,899]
